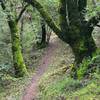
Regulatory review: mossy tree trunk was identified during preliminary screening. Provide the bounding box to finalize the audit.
[8,20,27,77]
[59,0,98,64]
[70,34,96,64]
[0,1,28,77]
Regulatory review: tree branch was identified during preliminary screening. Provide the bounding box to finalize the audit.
[24,0,61,36]
[16,4,29,23]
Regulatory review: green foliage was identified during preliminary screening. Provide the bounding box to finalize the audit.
[37,0,60,26]
[38,40,100,99]
[0,0,100,99]
[77,58,91,79]
[39,67,100,100]
[39,75,82,100]
[93,48,100,56]
[77,50,100,79]
[69,73,100,100]
[0,7,12,72]
[0,64,12,74]
[87,0,100,18]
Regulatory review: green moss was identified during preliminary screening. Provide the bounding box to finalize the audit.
[9,20,28,77]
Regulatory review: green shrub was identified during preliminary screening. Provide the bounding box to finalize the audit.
[77,58,91,79]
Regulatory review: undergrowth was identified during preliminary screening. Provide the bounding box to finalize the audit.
[0,47,45,100]
[39,67,100,100]
[38,49,100,100]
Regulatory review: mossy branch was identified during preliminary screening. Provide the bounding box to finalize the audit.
[24,0,61,36]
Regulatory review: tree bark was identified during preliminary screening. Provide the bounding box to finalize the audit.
[8,20,28,77]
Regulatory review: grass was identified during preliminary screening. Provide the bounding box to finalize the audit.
[69,73,100,100]
[38,65,100,100]
[38,41,100,100]
[0,73,33,100]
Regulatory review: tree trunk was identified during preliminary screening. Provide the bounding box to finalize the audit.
[70,31,96,78]
[8,20,27,77]
[59,0,97,63]
[41,19,46,44]
[70,36,96,64]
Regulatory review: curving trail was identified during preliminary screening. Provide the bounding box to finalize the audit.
[22,35,59,100]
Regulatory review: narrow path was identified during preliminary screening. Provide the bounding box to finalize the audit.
[22,35,59,100]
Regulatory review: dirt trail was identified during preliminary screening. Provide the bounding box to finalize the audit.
[22,35,59,100]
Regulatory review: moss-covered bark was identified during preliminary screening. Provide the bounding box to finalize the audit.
[8,20,28,77]
[60,0,97,63]
[24,0,61,36]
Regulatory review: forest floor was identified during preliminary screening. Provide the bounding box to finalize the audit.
[0,28,100,100]
[22,32,73,100]
[22,33,74,100]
